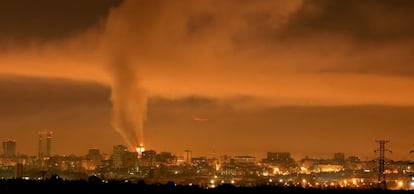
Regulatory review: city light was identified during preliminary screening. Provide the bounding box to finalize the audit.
[398,181,403,187]
[1,146,411,190]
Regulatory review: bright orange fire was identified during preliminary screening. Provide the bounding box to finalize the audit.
[136,143,145,154]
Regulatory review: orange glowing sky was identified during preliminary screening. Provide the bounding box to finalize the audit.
[1,0,414,160]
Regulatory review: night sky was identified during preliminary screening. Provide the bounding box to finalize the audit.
[1,0,414,160]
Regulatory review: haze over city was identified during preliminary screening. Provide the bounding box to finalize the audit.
[1,0,414,161]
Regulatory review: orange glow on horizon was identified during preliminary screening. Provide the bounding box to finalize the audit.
[136,143,145,156]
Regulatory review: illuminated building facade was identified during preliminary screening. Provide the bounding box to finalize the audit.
[38,131,52,159]
[333,152,346,164]
[112,145,127,168]
[266,152,294,164]
[232,156,256,166]
[141,150,156,167]
[2,140,16,158]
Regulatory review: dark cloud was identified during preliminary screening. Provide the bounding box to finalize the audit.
[2,0,414,159]
[286,0,414,42]
[0,76,109,108]
[1,76,414,159]
[0,76,118,155]
[146,97,414,159]
[0,0,122,42]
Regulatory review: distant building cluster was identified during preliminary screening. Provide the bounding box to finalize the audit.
[1,133,414,190]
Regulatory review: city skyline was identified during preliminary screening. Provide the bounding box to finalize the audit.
[0,131,411,162]
[1,0,414,161]
[1,138,412,190]
[0,136,398,166]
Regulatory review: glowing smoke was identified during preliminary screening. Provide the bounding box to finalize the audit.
[110,53,147,150]
[2,0,414,152]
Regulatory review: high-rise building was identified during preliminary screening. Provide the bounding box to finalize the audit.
[112,145,127,168]
[232,156,256,166]
[156,152,176,164]
[184,150,192,164]
[123,151,137,169]
[267,152,293,163]
[266,152,295,167]
[38,131,52,159]
[141,150,156,167]
[333,152,346,164]
[2,140,16,158]
[87,148,103,166]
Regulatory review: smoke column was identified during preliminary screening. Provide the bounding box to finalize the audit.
[3,0,414,153]
[110,54,147,150]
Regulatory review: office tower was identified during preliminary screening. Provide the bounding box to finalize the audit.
[38,131,52,159]
[123,151,138,169]
[333,152,345,163]
[184,150,192,164]
[266,152,295,169]
[267,152,294,164]
[87,148,103,166]
[156,152,176,164]
[112,145,127,168]
[2,140,16,158]
[141,150,157,167]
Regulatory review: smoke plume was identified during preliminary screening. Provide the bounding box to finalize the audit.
[2,0,414,149]
[110,54,146,149]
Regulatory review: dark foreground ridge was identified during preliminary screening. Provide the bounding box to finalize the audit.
[1,177,414,194]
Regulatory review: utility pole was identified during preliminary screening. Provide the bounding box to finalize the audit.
[374,140,392,190]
